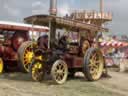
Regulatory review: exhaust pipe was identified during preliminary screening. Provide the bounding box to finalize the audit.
[50,0,57,16]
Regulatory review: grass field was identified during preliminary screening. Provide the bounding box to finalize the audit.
[0,70,127,96]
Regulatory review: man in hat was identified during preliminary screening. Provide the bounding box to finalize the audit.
[37,33,48,50]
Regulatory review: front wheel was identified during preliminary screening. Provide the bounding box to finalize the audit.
[30,60,44,82]
[51,60,68,84]
[83,48,104,81]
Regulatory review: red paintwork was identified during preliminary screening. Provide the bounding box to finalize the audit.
[64,54,83,68]
[0,31,28,61]
[11,31,29,51]
[0,21,49,70]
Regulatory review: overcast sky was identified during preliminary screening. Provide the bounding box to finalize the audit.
[0,0,127,35]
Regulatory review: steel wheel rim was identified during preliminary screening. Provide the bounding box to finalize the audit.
[52,60,68,84]
[23,45,34,72]
[89,51,103,80]
[32,62,43,81]
[0,58,3,73]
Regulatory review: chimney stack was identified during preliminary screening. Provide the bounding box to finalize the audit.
[50,0,57,16]
[100,0,104,14]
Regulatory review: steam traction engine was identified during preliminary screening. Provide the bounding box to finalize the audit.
[0,21,49,73]
[24,14,109,84]
[24,0,112,84]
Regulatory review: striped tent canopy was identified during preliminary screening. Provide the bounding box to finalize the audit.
[100,40,128,48]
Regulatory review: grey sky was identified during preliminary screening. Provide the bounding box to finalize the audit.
[0,0,127,35]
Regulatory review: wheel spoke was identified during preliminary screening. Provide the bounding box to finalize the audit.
[89,59,94,65]
[56,74,61,80]
[59,64,63,69]
[95,59,100,64]
[62,68,65,73]
[61,73,64,77]
[89,63,98,74]
[57,65,59,70]
[61,65,64,70]
[54,69,58,73]
[25,64,29,69]
[90,68,95,74]
[60,74,64,80]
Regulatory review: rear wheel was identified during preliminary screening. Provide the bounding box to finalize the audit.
[83,48,104,81]
[51,60,68,84]
[18,41,34,72]
[0,58,4,74]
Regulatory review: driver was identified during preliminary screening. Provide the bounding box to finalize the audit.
[58,35,68,51]
[37,33,48,50]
